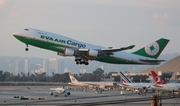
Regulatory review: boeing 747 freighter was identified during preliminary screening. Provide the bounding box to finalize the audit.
[13,28,169,65]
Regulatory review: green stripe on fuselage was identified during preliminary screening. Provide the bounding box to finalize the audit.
[96,56,139,64]
[14,35,64,53]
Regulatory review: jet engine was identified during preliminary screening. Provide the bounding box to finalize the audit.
[66,92,71,96]
[99,85,105,91]
[88,85,94,88]
[88,49,99,57]
[49,92,53,96]
[64,49,75,56]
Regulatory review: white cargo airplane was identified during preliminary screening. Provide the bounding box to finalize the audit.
[151,71,180,94]
[68,73,115,90]
[13,28,169,65]
[49,87,71,97]
[119,71,153,94]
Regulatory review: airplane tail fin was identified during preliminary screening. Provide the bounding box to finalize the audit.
[149,73,154,83]
[133,38,170,59]
[151,71,166,84]
[69,73,78,83]
[119,72,133,84]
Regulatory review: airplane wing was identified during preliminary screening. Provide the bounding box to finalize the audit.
[78,45,135,59]
[151,85,163,88]
[100,45,135,52]
[83,83,102,87]
[79,45,135,53]
[119,83,129,87]
[56,44,135,65]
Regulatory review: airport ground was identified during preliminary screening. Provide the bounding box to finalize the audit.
[0,86,180,106]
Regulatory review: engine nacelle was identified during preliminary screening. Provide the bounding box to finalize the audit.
[64,49,75,56]
[88,49,99,57]
[88,85,94,88]
[66,92,71,96]
[49,92,53,96]
[57,52,66,56]
[99,85,105,89]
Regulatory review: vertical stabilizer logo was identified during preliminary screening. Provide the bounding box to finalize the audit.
[72,78,75,82]
[155,76,161,83]
[154,76,164,84]
[145,42,159,56]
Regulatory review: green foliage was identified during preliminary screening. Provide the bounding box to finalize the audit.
[0,68,117,82]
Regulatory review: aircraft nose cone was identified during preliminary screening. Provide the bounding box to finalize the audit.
[13,33,16,36]
[12,32,18,36]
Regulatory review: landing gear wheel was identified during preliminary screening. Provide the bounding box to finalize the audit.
[75,58,89,65]
[25,48,29,51]
[85,62,89,65]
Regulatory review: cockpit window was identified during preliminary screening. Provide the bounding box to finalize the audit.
[24,29,29,31]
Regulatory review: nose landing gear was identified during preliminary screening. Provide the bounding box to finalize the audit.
[25,44,29,51]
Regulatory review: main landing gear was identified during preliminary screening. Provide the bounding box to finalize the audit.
[25,44,29,51]
[75,58,89,65]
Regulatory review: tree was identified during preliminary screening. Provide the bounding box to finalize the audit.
[93,68,104,76]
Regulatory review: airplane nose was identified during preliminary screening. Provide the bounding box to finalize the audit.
[12,32,17,36]
[12,31,22,37]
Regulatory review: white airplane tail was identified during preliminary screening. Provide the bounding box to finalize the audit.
[119,72,133,84]
[149,73,154,83]
[69,73,79,83]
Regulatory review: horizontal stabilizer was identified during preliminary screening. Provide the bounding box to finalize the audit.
[139,59,166,62]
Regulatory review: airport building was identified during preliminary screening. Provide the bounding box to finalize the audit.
[43,59,49,73]
[49,58,59,74]
[15,60,24,76]
[24,59,29,75]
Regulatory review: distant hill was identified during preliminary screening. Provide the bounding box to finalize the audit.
[141,56,180,79]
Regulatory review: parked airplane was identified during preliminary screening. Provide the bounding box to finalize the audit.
[49,87,71,97]
[68,73,116,91]
[13,28,169,65]
[119,71,152,94]
[151,71,180,95]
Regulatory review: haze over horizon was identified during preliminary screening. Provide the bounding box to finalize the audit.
[0,0,180,59]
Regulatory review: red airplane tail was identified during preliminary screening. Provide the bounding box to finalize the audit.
[151,71,166,84]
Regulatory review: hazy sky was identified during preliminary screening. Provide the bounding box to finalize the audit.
[0,0,180,59]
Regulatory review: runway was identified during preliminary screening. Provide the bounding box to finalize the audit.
[0,86,180,106]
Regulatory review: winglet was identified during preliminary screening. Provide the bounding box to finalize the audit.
[126,45,135,49]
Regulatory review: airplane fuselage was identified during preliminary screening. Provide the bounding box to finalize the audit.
[68,81,115,87]
[151,83,180,92]
[122,83,153,90]
[13,28,168,65]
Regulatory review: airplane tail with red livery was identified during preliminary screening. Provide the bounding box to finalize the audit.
[151,71,166,85]
[69,73,78,83]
